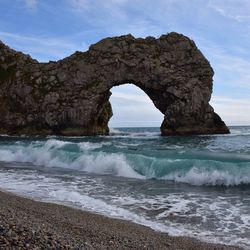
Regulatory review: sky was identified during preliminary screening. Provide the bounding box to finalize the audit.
[0,0,250,127]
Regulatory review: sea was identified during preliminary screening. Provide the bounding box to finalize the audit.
[0,126,249,249]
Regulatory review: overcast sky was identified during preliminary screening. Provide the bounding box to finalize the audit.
[1,0,250,127]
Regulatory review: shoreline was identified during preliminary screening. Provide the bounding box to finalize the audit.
[0,190,242,249]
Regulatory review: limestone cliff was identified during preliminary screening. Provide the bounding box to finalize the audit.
[0,32,229,136]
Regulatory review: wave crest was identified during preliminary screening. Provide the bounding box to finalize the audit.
[1,139,250,186]
[162,167,250,186]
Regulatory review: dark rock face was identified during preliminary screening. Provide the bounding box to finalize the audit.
[0,32,229,136]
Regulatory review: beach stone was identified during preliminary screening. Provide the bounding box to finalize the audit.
[0,33,229,136]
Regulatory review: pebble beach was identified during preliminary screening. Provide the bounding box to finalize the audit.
[0,190,242,250]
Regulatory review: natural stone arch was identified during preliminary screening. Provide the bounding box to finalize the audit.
[0,32,229,136]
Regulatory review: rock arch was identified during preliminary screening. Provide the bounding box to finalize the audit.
[0,32,229,136]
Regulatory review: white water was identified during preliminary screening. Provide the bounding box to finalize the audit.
[0,126,250,249]
[0,138,250,186]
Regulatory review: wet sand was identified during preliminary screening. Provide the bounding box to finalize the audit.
[0,190,242,249]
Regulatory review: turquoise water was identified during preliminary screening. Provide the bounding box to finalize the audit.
[0,126,250,248]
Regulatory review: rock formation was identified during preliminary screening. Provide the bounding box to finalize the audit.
[0,32,229,136]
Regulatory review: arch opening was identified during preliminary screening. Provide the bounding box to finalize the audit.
[108,83,164,129]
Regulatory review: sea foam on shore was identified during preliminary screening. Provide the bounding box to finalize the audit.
[0,190,242,250]
[0,126,249,249]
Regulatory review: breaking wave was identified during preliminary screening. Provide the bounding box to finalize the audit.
[0,140,142,179]
[0,138,250,186]
[1,127,250,249]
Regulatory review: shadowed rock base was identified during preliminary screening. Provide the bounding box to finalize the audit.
[161,109,230,136]
[0,32,229,136]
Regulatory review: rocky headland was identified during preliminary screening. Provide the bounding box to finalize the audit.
[0,32,229,136]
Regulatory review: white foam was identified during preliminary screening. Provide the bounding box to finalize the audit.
[78,141,110,151]
[0,170,185,235]
[44,139,109,151]
[109,128,123,134]
[44,139,72,149]
[118,142,140,147]
[0,142,143,179]
[1,138,250,186]
[48,189,189,235]
[162,167,250,186]
[108,128,160,138]
[72,153,144,178]
[0,149,18,162]
[0,169,249,249]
